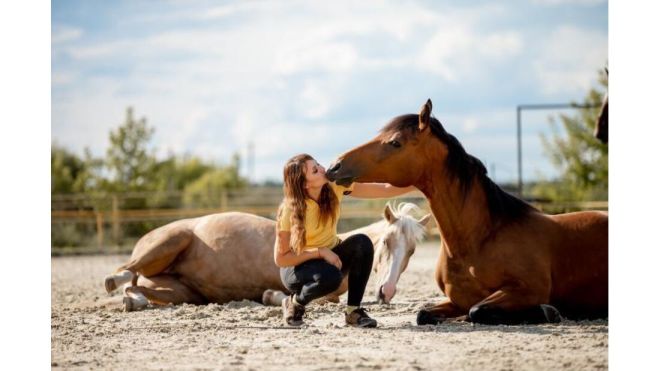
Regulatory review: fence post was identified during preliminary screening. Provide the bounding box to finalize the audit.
[96,212,104,253]
[220,190,228,211]
[112,195,120,245]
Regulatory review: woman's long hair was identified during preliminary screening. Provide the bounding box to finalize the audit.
[277,154,338,255]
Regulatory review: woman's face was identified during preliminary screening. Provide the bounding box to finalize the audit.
[303,159,328,189]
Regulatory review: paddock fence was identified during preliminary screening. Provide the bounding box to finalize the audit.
[51,187,607,254]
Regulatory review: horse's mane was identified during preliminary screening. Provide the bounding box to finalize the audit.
[389,202,427,244]
[381,115,536,225]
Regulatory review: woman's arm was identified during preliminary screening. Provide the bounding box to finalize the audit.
[348,183,416,199]
[273,231,320,267]
[273,231,343,269]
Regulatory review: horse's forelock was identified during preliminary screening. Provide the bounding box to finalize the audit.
[386,202,426,245]
[393,202,420,217]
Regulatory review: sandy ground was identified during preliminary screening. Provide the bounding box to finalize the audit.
[51,242,607,370]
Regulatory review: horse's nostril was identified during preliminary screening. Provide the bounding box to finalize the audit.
[328,162,341,173]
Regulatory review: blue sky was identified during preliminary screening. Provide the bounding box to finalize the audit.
[52,0,608,183]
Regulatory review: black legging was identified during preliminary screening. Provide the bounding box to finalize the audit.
[280,234,374,306]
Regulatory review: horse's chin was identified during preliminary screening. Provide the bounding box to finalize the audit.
[335,177,356,187]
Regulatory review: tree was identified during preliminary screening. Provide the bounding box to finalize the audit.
[105,107,157,193]
[51,144,85,194]
[533,71,608,201]
[183,153,247,207]
[51,144,104,194]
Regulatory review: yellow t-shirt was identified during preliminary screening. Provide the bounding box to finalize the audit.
[277,182,355,251]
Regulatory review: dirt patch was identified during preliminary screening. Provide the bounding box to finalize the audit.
[51,243,607,370]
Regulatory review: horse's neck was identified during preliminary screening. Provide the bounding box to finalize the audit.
[340,220,388,244]
[418,173,492,258]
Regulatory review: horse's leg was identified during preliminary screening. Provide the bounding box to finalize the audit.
[261,289,289,306]
[467,288,561,325]
[123,274,206,312]
[104,226,193,293]
[416,297,467,325]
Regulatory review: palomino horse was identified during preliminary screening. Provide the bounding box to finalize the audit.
[327,99,608,325]
[104,203,430,311]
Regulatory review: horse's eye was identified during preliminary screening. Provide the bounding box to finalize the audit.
[388,140,401,148]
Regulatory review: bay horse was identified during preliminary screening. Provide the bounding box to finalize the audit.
[326,99,608,325]
[595,92,608,144]
[104,204,430,311]
[594,67,608,144]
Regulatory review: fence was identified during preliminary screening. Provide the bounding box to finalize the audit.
[51,187,607,254]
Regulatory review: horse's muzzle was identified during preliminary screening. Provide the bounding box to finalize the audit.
[327,160,357,186]
[376,286,390,305]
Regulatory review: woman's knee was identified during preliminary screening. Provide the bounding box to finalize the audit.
[352,234,374,260]
[315,266,343,292]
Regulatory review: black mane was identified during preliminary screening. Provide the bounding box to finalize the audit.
[382,114,536,224]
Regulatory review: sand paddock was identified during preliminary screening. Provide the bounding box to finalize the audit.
[51,242,607,370]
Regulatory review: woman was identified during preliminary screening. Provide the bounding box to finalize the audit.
[274,154,415,328]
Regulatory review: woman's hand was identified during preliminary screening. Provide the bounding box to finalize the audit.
[319,248,342,270]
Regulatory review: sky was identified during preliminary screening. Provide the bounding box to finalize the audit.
[51,0,608,184]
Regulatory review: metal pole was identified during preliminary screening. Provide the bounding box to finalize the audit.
[517,106,522,197]
[515,103,599,199]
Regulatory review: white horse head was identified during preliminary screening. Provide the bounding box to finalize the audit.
[372,202,431,304]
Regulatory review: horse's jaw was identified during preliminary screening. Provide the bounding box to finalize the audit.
[335,177,355,187]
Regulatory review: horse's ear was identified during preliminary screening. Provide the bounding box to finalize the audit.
[418,214,432,226]
[419,99,432,132]
[384,204,398,224]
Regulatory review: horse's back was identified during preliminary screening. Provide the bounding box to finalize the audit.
[177,212,281,302]
[548,210,608,317]
[550,210,608,247]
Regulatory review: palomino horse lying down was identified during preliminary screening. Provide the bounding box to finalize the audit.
[104,203,430,311]
[327,99,608,325]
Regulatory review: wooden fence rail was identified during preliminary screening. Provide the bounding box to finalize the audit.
[52,195,607,252]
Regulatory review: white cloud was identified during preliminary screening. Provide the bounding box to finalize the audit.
[533,26,608,95]
[198,4,240,20]
[51,25,82,44]
[51,72,76,86]
[462,117,479,133]
[417,17,523,81]
[532,0,605,6]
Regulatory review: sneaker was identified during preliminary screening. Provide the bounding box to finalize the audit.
[282,295,305,326]
[345,307,378,328]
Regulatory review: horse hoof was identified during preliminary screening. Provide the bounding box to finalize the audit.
[123,296,135,312]
[541,304,562,323]
[416,310,443,325]
[262,289,287,306]
[104,275,117,293]
[262,289,276,305]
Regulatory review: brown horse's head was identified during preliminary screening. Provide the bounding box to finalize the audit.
[327,99,441,187]
[327,99,478,192]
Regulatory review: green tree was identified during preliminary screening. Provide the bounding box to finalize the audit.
[183,153,247,207]
[51,144,104,194]
[105,107,157,193]
[152,154,214,192]
[146,154,215,208]
[533,71,608,201]
[51,144,85,194]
